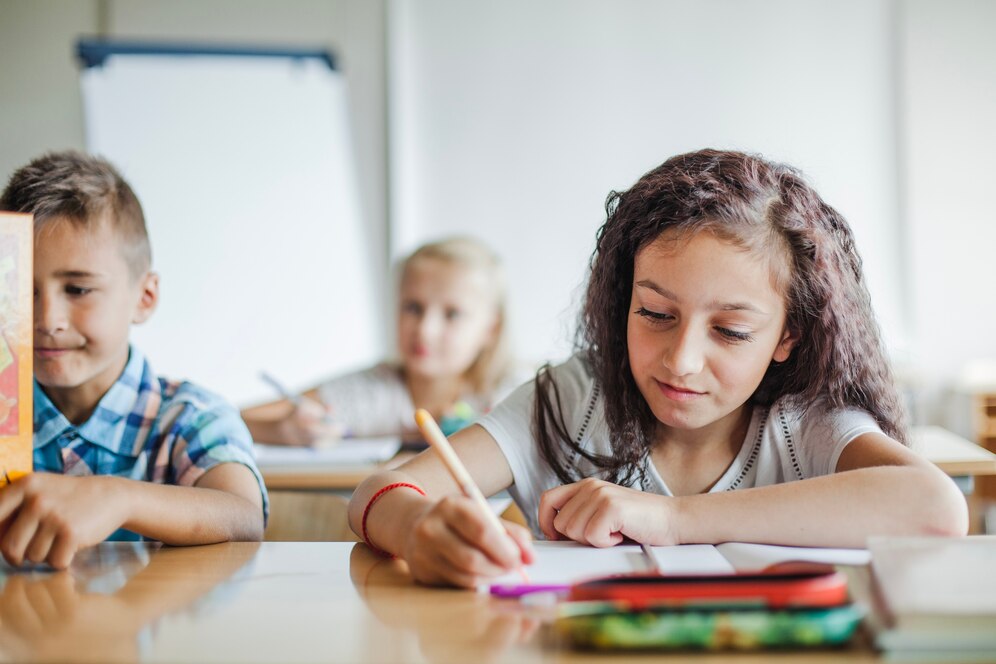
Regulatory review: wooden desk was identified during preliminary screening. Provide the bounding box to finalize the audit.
[261,451,416,491]
[262,465,377,491]
[0,542,880,663]
[913,425,996,476]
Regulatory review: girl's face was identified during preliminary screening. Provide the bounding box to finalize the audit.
[397,257,498,381]
[627,230,797,433]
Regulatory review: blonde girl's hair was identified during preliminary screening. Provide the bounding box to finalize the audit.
[401,236,513,397]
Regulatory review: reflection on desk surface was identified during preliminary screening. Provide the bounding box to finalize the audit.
[0,542,258,663]
[0,541,881,663]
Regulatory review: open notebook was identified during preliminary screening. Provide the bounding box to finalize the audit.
[491,541,870,591]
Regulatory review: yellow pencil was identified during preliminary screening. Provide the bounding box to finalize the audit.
[414,409,529,582]
[1,469,29,487]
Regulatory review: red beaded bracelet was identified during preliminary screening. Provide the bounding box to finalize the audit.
[361,481,426,557]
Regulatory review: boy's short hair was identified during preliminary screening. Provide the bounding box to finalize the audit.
[0,150,151,277]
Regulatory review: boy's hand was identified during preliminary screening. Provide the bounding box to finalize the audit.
[281,398,342,446]
[400,495,534,588]
[0,473,129,569]
[538,478,680,547]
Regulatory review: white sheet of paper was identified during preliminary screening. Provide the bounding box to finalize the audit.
[491,542,649,586]
[490,541,868,588]
[715,542,870,571]
[651,544,737,574]
[252,438,401,467]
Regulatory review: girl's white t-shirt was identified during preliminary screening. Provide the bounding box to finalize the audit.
[477,353,883,536]
[317,362,530,438]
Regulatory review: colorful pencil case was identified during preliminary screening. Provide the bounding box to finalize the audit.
[556,604,864,651]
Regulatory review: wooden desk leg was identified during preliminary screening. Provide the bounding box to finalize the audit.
[965,493,996,535]
[974,393,996,500]
[978,430,996,500]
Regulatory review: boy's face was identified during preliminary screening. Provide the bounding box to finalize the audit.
[33,217,157,413]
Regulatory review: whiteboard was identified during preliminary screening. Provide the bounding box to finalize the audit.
[80,43,381,406]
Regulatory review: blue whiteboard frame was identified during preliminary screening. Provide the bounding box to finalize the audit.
[77,39,336,71]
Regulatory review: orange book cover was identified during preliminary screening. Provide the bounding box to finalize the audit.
[0,212,32,486]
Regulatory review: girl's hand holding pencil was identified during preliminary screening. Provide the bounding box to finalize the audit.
[398,493,535,588]
[399,410,534,589]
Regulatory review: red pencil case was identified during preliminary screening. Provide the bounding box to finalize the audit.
[568,563,849,610]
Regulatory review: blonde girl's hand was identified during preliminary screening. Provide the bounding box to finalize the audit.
[400,494,534,588]
[538,478,680,548]
[282,397,342,446]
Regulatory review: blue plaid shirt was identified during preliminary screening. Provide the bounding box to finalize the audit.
[33,346,269,541]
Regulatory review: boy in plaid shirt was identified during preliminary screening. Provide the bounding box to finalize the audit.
[0,151,267,568]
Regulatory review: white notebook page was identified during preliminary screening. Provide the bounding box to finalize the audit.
[491,541,868,587]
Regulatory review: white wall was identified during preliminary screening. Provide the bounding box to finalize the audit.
[104,2,390,351]
[0,0,95,180]
[901,0,996,429]
[389,0,904,367]
[0,0,391,405]
[3,0,994,429]
[103,0,390,404]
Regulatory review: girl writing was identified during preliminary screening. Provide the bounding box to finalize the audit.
[348,150,967,588]
[242,237,518,445]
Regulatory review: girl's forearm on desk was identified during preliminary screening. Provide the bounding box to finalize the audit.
[349,471,434,555]
[673,464,967,547]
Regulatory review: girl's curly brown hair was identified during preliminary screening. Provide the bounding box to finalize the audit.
[535,149,907,485]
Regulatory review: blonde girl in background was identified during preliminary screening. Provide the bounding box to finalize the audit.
[242,237,519,445]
